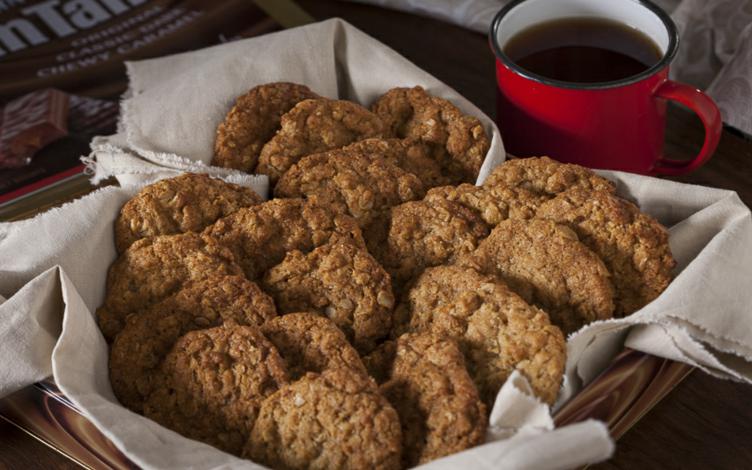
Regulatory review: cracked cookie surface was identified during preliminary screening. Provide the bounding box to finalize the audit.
[262,238,394,353]
[97,232,243,341]
[109,274,276,412]
[424,183,545,226]
[143,325,289,456]
[536,188,675,316]
[371,86,489,184]
[274,148,425,238]
[261,312,367,380]
[257,98,386,182]
[245,368,402,470]
[204,198,364,281]
[482,156,615,197]
[374,197,490,290]
[469,218,615,334]
[114,173,262,253]
[401,264,566,405]
[336,137,452,188]
[379,332,487,466]
[212,82,319,172]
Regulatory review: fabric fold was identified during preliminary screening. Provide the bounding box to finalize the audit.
[0,267,62,397]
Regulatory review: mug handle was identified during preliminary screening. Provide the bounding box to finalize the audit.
[652,80,722,176]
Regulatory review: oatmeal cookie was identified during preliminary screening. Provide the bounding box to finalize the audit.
[212,82,319,172]
[261,312,367,380]
[143,324,289,455]
[274,148,425,236]
[339,138,449,188]
[371,86,489,183]
[536,188,675,315]
[204,198,364,280]
[402,264,566,405]
[482,156,615,197]
[262,238,394,353]
[109,274,276,412]
[424,183,545,226]
[256,98,386,182]
[381,332,487,466]
[469,218,615,334]
[375,197,490,289]
[96,232,243,341]
[114,173,261,253]
[245,368,402,470]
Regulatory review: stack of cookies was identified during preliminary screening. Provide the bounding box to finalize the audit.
[98,83,675,469]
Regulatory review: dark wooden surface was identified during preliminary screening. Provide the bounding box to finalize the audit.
[0,418,79,470]
[1,1,751,468]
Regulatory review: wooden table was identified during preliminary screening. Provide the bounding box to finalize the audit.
[2,1,751,468]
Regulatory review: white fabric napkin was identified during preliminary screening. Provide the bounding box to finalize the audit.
[345,0,752,134]
[84,17,504,194]
[2,18,751,469]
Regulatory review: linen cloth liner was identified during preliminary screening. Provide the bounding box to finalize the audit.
[2,19,751,469]
[347,0,752,134]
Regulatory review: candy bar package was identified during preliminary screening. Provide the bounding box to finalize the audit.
[0,0,284,204]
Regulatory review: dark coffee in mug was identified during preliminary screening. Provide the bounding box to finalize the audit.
[503,17,662,83]
[490,0,721,175]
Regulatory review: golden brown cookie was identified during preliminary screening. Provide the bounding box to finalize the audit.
[380,332,487,466]
[262,238,394,353]
[374,197,490,290]
[261,312,367,380]
[482,156,615,196]
[274,148,425,237]
[256,98,386,182]
[143,324,289,455]
[96,232,243,341]
[371,86,489,183]
[536,188,675,316]
[109,275,276,412]
[424,183,545,226]
[338,138,450,188]
[212,82,319,172]
[204,198,364,281]
[245,368,402,470]
[401,264,566,405]
[114,173,262,253]
[469,218,615,334]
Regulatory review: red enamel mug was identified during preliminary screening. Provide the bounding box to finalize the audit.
[489,0,722,175]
